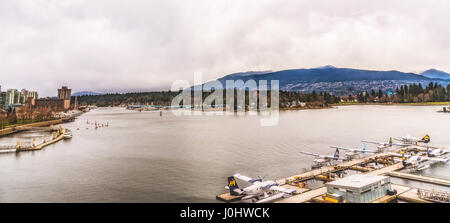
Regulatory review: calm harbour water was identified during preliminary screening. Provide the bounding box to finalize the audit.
[0,105,449,202]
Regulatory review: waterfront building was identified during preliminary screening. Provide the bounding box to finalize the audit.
[58,86,71,109]
[0,91,5,108]
[5,89,18,109]
[34,98,66,111]
[33,86,72,111]
[324,174,392,203]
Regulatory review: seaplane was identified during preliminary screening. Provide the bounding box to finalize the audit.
[330,143,379,160]
[388,151,449,171]
[424,147,450,157]
[299,148,346,168]
[408,145,450,157]
[63,129,73,139]
[394,134,430,145]
[361,137,409,152]
[226,174,296,203]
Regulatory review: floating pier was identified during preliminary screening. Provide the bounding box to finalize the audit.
[0,127,69,153]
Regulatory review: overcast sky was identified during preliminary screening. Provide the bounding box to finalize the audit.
[1,0,450,96]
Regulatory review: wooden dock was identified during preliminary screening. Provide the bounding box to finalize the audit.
[16,128,67,152]
[216,146,450,203]
[276,161,404,203]
[276,187,327,203]
[216,193,244,203]
[366,163,404,176]
[276,152,393,185]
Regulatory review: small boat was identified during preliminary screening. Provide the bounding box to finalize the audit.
[63,129,73,139]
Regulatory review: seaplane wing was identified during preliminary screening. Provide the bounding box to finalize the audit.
[391,142,410,147]
[330,146,377,154]
[409,145,430,150]
[233,174,261,183]
[361,140,384,146]
[389,152,450,163]
[411,156,449,163]
[330,146,351,151]
[431,148,450,154]
[269,186,296,194]
[394,137,408,142]
[299,151,321,157]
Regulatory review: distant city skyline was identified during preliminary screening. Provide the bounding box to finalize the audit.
[2,0,450,96]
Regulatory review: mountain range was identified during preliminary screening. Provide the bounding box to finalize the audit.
[420,69,450,80]
[206,66,450,95]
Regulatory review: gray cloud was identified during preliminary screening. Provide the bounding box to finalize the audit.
[1,0,450,96]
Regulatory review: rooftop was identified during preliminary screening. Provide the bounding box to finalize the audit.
[326,174,389,188]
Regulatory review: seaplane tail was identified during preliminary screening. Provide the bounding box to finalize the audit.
[421,134,431,143]
[333,147,340,159]
[227,176,242,196]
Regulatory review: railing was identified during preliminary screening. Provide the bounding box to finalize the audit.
[417,188,450,203]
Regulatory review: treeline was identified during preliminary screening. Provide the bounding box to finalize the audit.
[280,91,339,108]
[73,90,340,108]
[353,82,450,103]
[73,92,180,107]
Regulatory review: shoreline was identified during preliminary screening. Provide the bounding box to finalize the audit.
[0,119,63,137]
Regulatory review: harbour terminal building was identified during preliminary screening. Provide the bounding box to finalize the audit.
[324,174,393,203]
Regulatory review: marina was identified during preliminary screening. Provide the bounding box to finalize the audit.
[217,143,450,203]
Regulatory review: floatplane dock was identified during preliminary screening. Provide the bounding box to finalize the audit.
[216,147,450,203]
